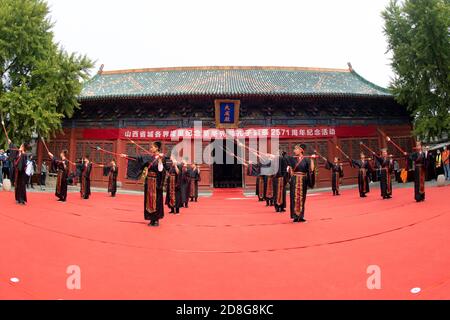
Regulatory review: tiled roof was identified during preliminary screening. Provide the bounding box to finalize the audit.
[79,66,391,100]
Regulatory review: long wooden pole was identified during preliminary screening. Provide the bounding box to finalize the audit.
[360,141,376,154]
[335,145,350,160]
[90,146,136,161]
[1,114,10,144]
[127,138,153,156]
[386,136,406,154]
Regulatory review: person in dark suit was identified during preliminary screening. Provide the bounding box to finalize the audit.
[424,146,435,181]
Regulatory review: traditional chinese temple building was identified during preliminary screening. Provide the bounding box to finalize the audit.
[37,64,413,191]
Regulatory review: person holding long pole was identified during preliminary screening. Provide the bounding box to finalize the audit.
[403,141,426,202]
[273,151,289,213]
[317,150,343,196]
[80,154,93,200]
[99,142,166,227]
[372,147,394,200]
[165,156,182,215]
[11,139,30,205]
[286,144,316,223]
[135,141,166,226]
[48,149,70,202]
[349,151,372,198]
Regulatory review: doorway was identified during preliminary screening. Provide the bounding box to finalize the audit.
[212,139,243,188]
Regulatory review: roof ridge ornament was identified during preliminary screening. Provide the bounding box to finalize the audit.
[98,64,104,75]
[99,65,350,75]
[347,62,353,72]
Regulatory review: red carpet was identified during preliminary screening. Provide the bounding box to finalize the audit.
[0,185,449,299]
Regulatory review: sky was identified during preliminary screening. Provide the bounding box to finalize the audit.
[46,0,395,87]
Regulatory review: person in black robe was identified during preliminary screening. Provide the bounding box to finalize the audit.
[245,161,263,201]
[189,163,201,202]
[80,155,92,199]
[264,174,274,206]
[10,141,30,205]
[372,148,394,199]
[75,158,83,185]
[404,142,426,202]
[259,158,274,206]
[165,157,182,214]
[48,149,70,202]
[134,141,166,227]
[104,159,118,197]
[7,142,18,185]
[257,174,265,201]
[7,143,15,186]
[321,156,344,196]
[180,160,191,208]
[424,146,435,181]
[349,152,372,197]
[286,144,315,223]
[273,151,288,213]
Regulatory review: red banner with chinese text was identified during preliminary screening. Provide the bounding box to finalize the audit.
[82,126,377,141]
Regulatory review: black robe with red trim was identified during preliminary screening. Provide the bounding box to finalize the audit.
[80,163,92,199]
[165,163,182,210]
[349,159,372,196]
[286,155,314,220]
[180,166,191,205]
[408,152,426,202]
[188,168,201,199]
[374,155,394,198]
[140,156,166,221]
[273,155,288,211]
[52,158,69,201]
[13,149,27,204]
[107,165,118,196]
[325,160,343,193]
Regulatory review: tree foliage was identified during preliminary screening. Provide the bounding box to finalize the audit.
[382,0,450,141]
[0,0,92,145]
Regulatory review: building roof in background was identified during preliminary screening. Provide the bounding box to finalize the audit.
[79,65,392,100]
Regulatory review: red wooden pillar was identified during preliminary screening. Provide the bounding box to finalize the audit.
[116,138,126,185]
[68,127,76,164]
[67,127,77,174]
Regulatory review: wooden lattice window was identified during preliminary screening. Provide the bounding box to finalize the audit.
[76,141,115,165]
[359,138,379,158]
[48,140,69,158]
[339,139,351,160]
[315,140,329,164]
[390,136,413,157]
[126,142,151,158]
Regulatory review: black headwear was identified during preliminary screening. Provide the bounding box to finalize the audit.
[152,141,162,151]
[295,144,307,151]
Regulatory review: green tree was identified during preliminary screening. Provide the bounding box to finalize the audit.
[382,0,450,141]
[0,0,92,145]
